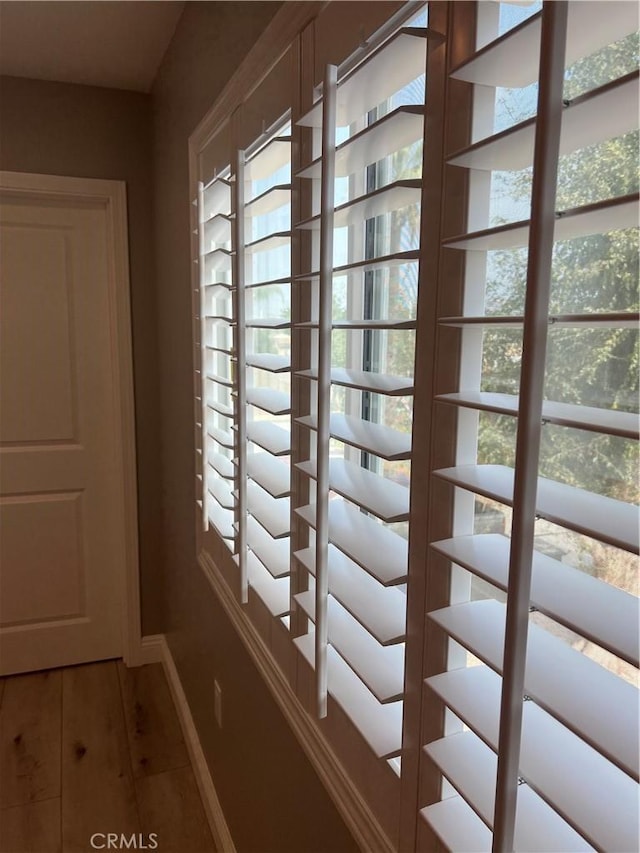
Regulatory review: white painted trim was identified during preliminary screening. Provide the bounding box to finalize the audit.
[0,170,142,667]
[189,2,324,155]
[138,634,166,665]
[142,634,237,853]
[197,550,395,853]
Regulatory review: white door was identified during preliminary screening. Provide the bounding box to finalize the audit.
[0,179,135,675]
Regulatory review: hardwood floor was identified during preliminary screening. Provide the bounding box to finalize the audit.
[0,661,216,853]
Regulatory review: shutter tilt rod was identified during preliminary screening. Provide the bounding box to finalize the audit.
[492,3,567,851]
[197,180,209,532]
[315,64,338,719]
[234,150,249,603]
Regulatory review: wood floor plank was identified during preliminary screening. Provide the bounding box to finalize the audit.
[135,767,215,853]
[0,670,61,807]
[62,661,139,852]
[0,798,61,853]
[117,662,189,778]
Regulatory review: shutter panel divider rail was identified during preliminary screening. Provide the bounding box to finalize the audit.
[233,151,248,600]
[312,62,339,720]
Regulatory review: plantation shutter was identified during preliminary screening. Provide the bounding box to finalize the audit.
[193,119,236,550]
[291,16,437,759]
[421,2,639,851]
[234,119,293,613]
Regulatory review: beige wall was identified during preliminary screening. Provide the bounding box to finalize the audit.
[151,2,358,851]
[0,74,163,634]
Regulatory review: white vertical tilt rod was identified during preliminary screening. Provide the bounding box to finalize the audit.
[197,180,209,531]
[235,151,249,603]
[492,3,567,851]
[315,64,338,719]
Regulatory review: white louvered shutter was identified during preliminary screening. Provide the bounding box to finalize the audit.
[292,8,436,761]
[234,122,293,613]
[421,2,639,850]
[196,167,236,548]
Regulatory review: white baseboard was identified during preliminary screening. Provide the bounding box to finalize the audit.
[139,633,237,853]
[138,634,165,665]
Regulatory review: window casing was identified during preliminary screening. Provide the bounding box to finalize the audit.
[191,3,639,850]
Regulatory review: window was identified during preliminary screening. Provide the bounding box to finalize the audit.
[191,3,639,850]
[420,2,639,850]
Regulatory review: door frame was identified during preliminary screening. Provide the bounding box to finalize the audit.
[0,170,143,667]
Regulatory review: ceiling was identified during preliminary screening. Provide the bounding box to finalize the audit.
[0,1,185,92]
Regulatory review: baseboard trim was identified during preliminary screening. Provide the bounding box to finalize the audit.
[197,550,395,853]
[138,634,165,665]
[140,633,237,853]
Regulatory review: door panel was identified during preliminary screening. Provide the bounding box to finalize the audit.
[0,225,76,442]
[0,193,126,674]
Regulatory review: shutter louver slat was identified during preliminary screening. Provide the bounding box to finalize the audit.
[246,353,291,372]
[296,458,410,523]
[207,477,235,511]
[294,545,405,644]
[429,599,639,779]
[295,502,407,585]
[444,194,639,251]
[427,665,639,852]
[297,367,413,395]
[244,135,292,182]
[297,413,412,460]
[246,550,289,616]
[451,1,638,88]
[435,464,639,553]
[449,71,639,172]
[207,451,235,480]
[244,421,290,456]
[435,391,640,439]
[243,231,290,254]
[244,185,290,218]
[295,249,420,281]
[206,495,235,541]
[295,592,405,702]
[246,516,290,579]
[439,311,639,328]
[294,632,403,758]
[206,398,234,418]
[298,28,430,127]
[202,213,232,248]
[297,106,424,180]
[244,274,291,291]
[420,798,492,853]
[245,318,291,330]
[246,453,291,498]
[202,178,232,221]
[424,732,593,852]
[246,481,290,539]
[297,181,421,230]
[205,372,233,388]
[432,534,639,666]
[246,387,291,415]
